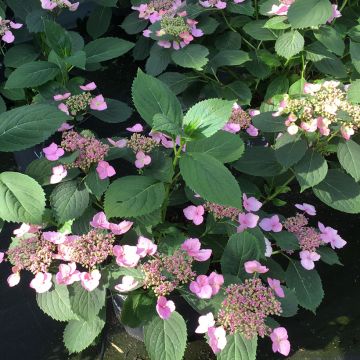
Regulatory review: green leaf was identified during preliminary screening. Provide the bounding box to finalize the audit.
[37,280,77,322]
[243,20,278,41]
[314,26,345,56]
[221,232,263,277]
[85,167,109,197]
[293,149,328,191]
[85,37,134,64]
[264,16,291,30]
[278,287,299,317]
[180,152,242,208]
[265,75,289,100]
[26,9,48,33]
[4,44,39,68]
[216,81,252,105]
[26,158,54,186]
[232,147,284,176]
[121,12,148,34]
[0,95,5,114]
[0,172,45,224]
[350,40,360,74]
[5,61,60,89]
[217,333,257,360]
[187,131,244,163]
[89,98,133,123]
[285,259,324,312]
[50,181,90,224]
[171,44,209,70]
[86,6,112,39]
[287,0,332,28]
[207,50,250,71]
[275,30,304,59]
[275,133,308,168]
[252,111,286,132]
[72,207,97,235]
[132,69,183,127]
[316,246,342,265]
[215,32,242,50]
[146,45,171,76]
[337,139,360,182]
[152,113,182,137]
[271,231,299,250]
[65,51,86,70]
[183,99,233,138]
[104,176,165,218]
[158,72,195,95]
[63,314,105,354]
[144,311,187,360]
[143,150,175,183]
[313,169,360,214]
[347,80,360,104]
[44,20,72,57]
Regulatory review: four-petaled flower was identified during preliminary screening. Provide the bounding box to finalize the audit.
[183,205,205,225]
[270,327,291,356]
[156,296,175,320]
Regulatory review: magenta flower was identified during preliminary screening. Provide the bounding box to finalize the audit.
[237,212,259,232]
[259,215,282,232]
[43,142,65,161]
[58,122,74,132]
[183,205,205,225]
[80,269,101,291]
[267,278,285,298]
[113,245,140,268]
[7,271,20,287]
[90,95,107,111]
[136,236,157,257]
[156,296,176,320]
[107,138,127,148]
[58,103,70,115]
[56,262,80,285]
[195,312,215,334]
[270,327,290,356]
[30,272,52,293]
[189,275,213,299]
[80,82,97,91]
[246,124,259,137]
[135,151,151,169]
[299,250,320,270]
[181,238,212,262]
[54,93,71,101]
[208,326,227,354]
[96,160,116,180]
[126,123,144,133]
[318,222,346,249]
[115,275,140,293]
[50,165,67,184]
[244,260,269,274]
[295,203,316,216]
[208,272,224,296]
[243,194,262,212]
[109,221,133,235]
[43,231,66,245]
[90,212,110,229]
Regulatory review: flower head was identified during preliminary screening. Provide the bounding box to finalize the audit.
[156,296,175,319]
[30,272,52,293]
[56,262,80,285]
[270,327,290,356]
[109,221,133,235]
[113,245,140,268]
[115,275,140,293]
[80,82,97,91]
[243,194,262,212]
[267,278,285,298]
[43,143,65,161]
[80,269,101,291]
[181,238,212,262]
[208,326,227,354]
[90,95,107,111]
[318,222,346,249]
[237,212,259,232]
[135,151,151,169]
[299,250,320,270]
[136,236,157,257]
[183,205,205,225]
[295,203,316,216]
[96,160,116,180]
[90,212,110,229]
[50,165,67,184]
[244,260,269,274]
[126,123,144,133]
[259,215,282,232]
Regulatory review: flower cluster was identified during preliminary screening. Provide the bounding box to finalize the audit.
[41,0,79,12]
[199,0,245,9]
[204,202,240,221]
[0,17,23,44]
[126,133,159,154]
[132,0,182,23]
[223,104,259,136]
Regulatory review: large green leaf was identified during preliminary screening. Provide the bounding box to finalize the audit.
[180,152,242,208]
[278,287,299,317]
[4,44,39,68]
[313,170,360,213]
[44,20,72,57]
[171,44,209,70]
[144,311,187,360]
[84,167,109,197]
[0,172,45,224]
[146,44,171,76]
[347,80,360,104]
[243,20,278,41]
[316,246,342,266]
[86,6,112,39]
[337,139,360,182]
[350,40,360,73]
[132,69,183,126]
[251,112,286,132]
[275,30,304,59]
[89,98,133,123]
[207,50,250,71]
[275,133,308,168]
[50,181,90,224]
[314,26,345,56]
[217,333,257,360]
[271,231,299,251]
[183,99,233,138]
[104,176,165,218]
[121,12,148,34]
[285,259,324,312]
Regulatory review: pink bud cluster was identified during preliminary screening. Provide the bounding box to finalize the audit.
[0,17,23,43]
[132,0,181,23]
[127,133,159,154]
[204,202,241,221]
[41,0,79,12]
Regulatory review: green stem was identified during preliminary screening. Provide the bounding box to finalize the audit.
[340,0,348,11]
[263,174,296,204]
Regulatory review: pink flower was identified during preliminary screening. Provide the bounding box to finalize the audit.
[267,278,285,298]
[270,327,290,356]
[303,83,321,94]
[90,95,107,111]
[244,260,269,274]
[41,0,57,10]
[54,93,71,101]
[58,103,70,115]
[50,165,67,184]
[2,30,15,43]
[243,194,262,212]
[80,82,96,91]
[30,272,53,293]
[295,203,316,216]
[259,215,282,232]
[115,275,139,292]
[181,238,212,262]
[183,205,205,225]
[43,231,66,244]
[113,245,140,268]
[189,275,213,299]
[90,212,110,229]
[7,271,20,287]
[56,262,80,285]
[43,143,65,161]
[317,117,331,136]
[107,138,127,148]
[58,122,74,132]
[246,124,259,137]
[195,312,215,333]
[126,123,144,133]
[80,269,101,291]
[318,222,346,249]
[208,326,227,354]
[13,223,39,237]
[135,151,151,169]
[0,252,4,263]
[268,3,290,15]
[327,4,341,23]
[223,122,241,133]
[136,236,157,257]
[10,21,23,29]
[300,250,320,270]
[143,29,152,37]
[156,296,175,320]
[109,221,133,235]
[340,125,354,141]
[158,40,172,48]
[96,160,116,180]
[208,272,224,296]
[237,212,259,232]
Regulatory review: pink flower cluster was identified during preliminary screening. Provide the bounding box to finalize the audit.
[189,272,224,299]
[41,0,79,12]
[0,17,23,44]
[132,0,181,23]
[199,0,245,9]
[204,202,241,221]
[222,104,259,136]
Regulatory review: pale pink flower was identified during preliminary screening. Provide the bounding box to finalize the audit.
[90,95,107,111]
[56,262,80,285]
[0,252,4,263]
[96,160,116,180]
[303,83,321,94]
[327,4,341,23]
[208,326,227,354]
[13,223,39,237]
[181,238,212,262]
[244,260,269,274]
[90,212,110,229]
[243,194,262,212]
[183,205,205,225]
[54,93,71,101]
[10,21,23,29]
[270,327,290,356]
[41,0,57,10]
[287,124,299,135]
[195,312,215,333]
[113,245,140,268]
[317,117,331,136]
[318,222,346,249]
[300,250,320,270]
[223,122,241,133]
[50,165,67,184]
[43,231,66,244]
[2,30,15,43]
[136,236,157,257]
[246,124,259,137]
[259,215,282,232]
[80,269,101,291]
[237,212,259,232]
[30,272,52,293]
[158,40,172,48]
[267,278,285,298]
[295,203,316,216]
[135,151,151,169]
[208,272,224,296]
[80,82,96,91]
[268,3,290,15]
[340,125,354,141]
[264,237,273,257]
[143,29,152,37]
[156,296,175,320]
[115,275,139,292]
[126,123,144,132]
[107,138,127,148]
[43,143,65,161]
[109,221,133,235]
[58,103,70,115]
[58,122,74,132]
[7,271,20,287]
[68,1,80,11]
[300,119,317,133]
[189,275,213,299]
[249,109,260,117]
